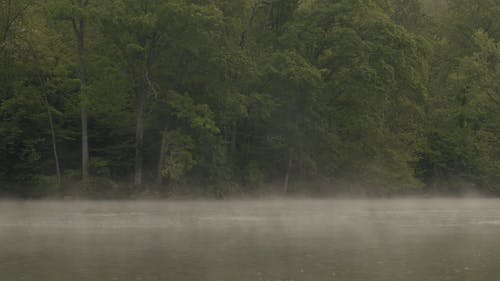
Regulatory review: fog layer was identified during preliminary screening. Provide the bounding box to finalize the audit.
[1,199,500,281]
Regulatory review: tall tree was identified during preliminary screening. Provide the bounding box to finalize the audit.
[44,0,91,181]
[72,0,90,181]
[100,0,166,186]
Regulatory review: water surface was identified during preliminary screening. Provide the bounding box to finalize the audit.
[1,199,500,281]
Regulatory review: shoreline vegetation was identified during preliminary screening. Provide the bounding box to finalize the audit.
[0,178,494,199]
[1,0,499,199]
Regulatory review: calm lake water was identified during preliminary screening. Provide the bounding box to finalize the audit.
[1,199,500,281]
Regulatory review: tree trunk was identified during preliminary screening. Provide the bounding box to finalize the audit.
[81,106,89,180]
[135,30,154,186]
[72,2,89,182]
[37,71,61,187]
[156,131,168,185]
[45,95,61,186]
[134,84,146,186]
[283,148,292,194]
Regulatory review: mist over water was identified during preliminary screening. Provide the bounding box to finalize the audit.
[1,199,500,281]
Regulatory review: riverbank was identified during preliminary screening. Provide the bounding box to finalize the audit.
[0,176,494,200]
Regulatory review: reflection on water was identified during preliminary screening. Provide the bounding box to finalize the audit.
[1,199,500,281]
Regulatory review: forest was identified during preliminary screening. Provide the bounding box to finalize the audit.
[0,0,499,198]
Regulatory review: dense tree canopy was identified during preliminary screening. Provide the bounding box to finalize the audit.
[0,0,499,197]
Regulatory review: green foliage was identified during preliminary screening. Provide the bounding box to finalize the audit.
[391,0,428,32]
[160,130,196,181]
[1,0,499,197]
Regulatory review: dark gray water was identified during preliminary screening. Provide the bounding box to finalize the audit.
[1,199,500,281]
